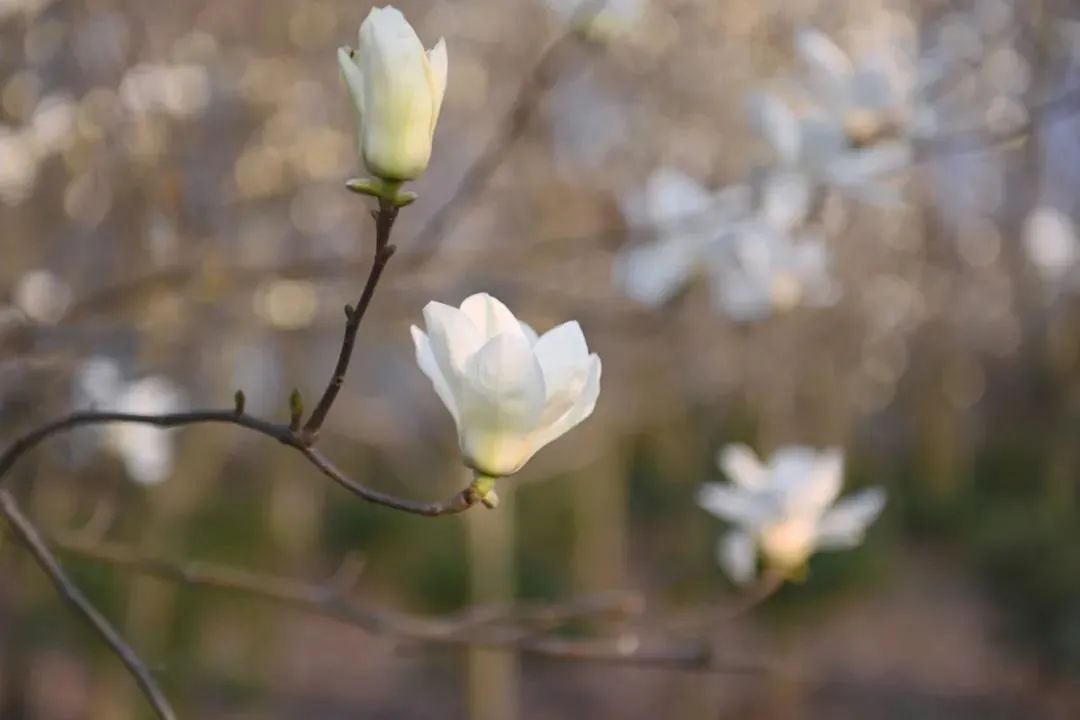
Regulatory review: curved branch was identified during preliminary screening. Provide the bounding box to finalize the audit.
[0,409,480,516]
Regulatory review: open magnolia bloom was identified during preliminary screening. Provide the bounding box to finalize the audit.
[708,224,837,323]
[613,167,751,307]
[748,90,910,208]
[697,445,886,584]
[411,293,601,482]
[795,27,920,146]
[613,165,835,322]
[338,6,447,184]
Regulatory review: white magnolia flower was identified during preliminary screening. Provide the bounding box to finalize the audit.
[749,91,910,207]
[545,0,647,43]
[614,166,836,322]
[709,225,837,323]
[795,27,914,146]
[698,444,885,583]
[338,6,447,183]
[613,168,750,307]
[76,358,184,486]
[411,293,601,479]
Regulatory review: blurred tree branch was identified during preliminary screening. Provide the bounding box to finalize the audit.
[0,489,178,720]
[49,79,1080,334]
[50,531,782,674]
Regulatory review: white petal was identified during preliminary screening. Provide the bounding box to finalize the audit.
[456,333,547,476]
[614,238,699,307]
[708,270,774,323]
[411,325,460,425]
[529,352,601,457]
[458,293,527,343]
[337,47,365,116]
[790,234,838,307]
[644,167,716,222]
[815,487,886,549]
[115,428,173,486]
[119,376,182,415]
[758,168,813,232]
[425,37,448,134]
[770,446,843,516]
[719,531,758,585]
[850,66,896,112]
[825,142,911,206]
[717,444,767,489]
[747,92,802,164]
[518,321,540,346]
[696,482,770,527]
[796,28,855,110]
[706,227,776,322]
[422,301,483,381]
[798,114,850,172]
[533,321,589,396]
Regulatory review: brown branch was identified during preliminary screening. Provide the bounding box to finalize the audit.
[51,534,758,672]
[0,490,177,720]
[301,199,399,442]
[0,406,485,716]
[0,409,481,516]
[32,535,1015,701]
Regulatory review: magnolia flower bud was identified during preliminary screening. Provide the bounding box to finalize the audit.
[338,6,447,183]
[411,293,601,479]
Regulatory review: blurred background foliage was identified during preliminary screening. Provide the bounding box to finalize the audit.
[2,0,1080,717]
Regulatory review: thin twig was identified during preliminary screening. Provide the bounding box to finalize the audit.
[0,409,481,516]
[301,199,399,442]
[52,535,744,671]
[37,536,1015,701]
[0,490,177,720]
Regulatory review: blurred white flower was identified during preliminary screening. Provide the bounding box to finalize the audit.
[613,168,751,307]
[0,129,38,206]
[119,63,211,117]
[12,269,72,325]
[1023,206,1079,292]
[26,93,77,158]
[544,0,646,43]
[795,27,922,146]
[614,166,836,322]
[411,293,601,478]
[748,91,910,207]
[338,6,447,183]
[76,358,184,486]
[709,225,837,323]
[698,444,885,583]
